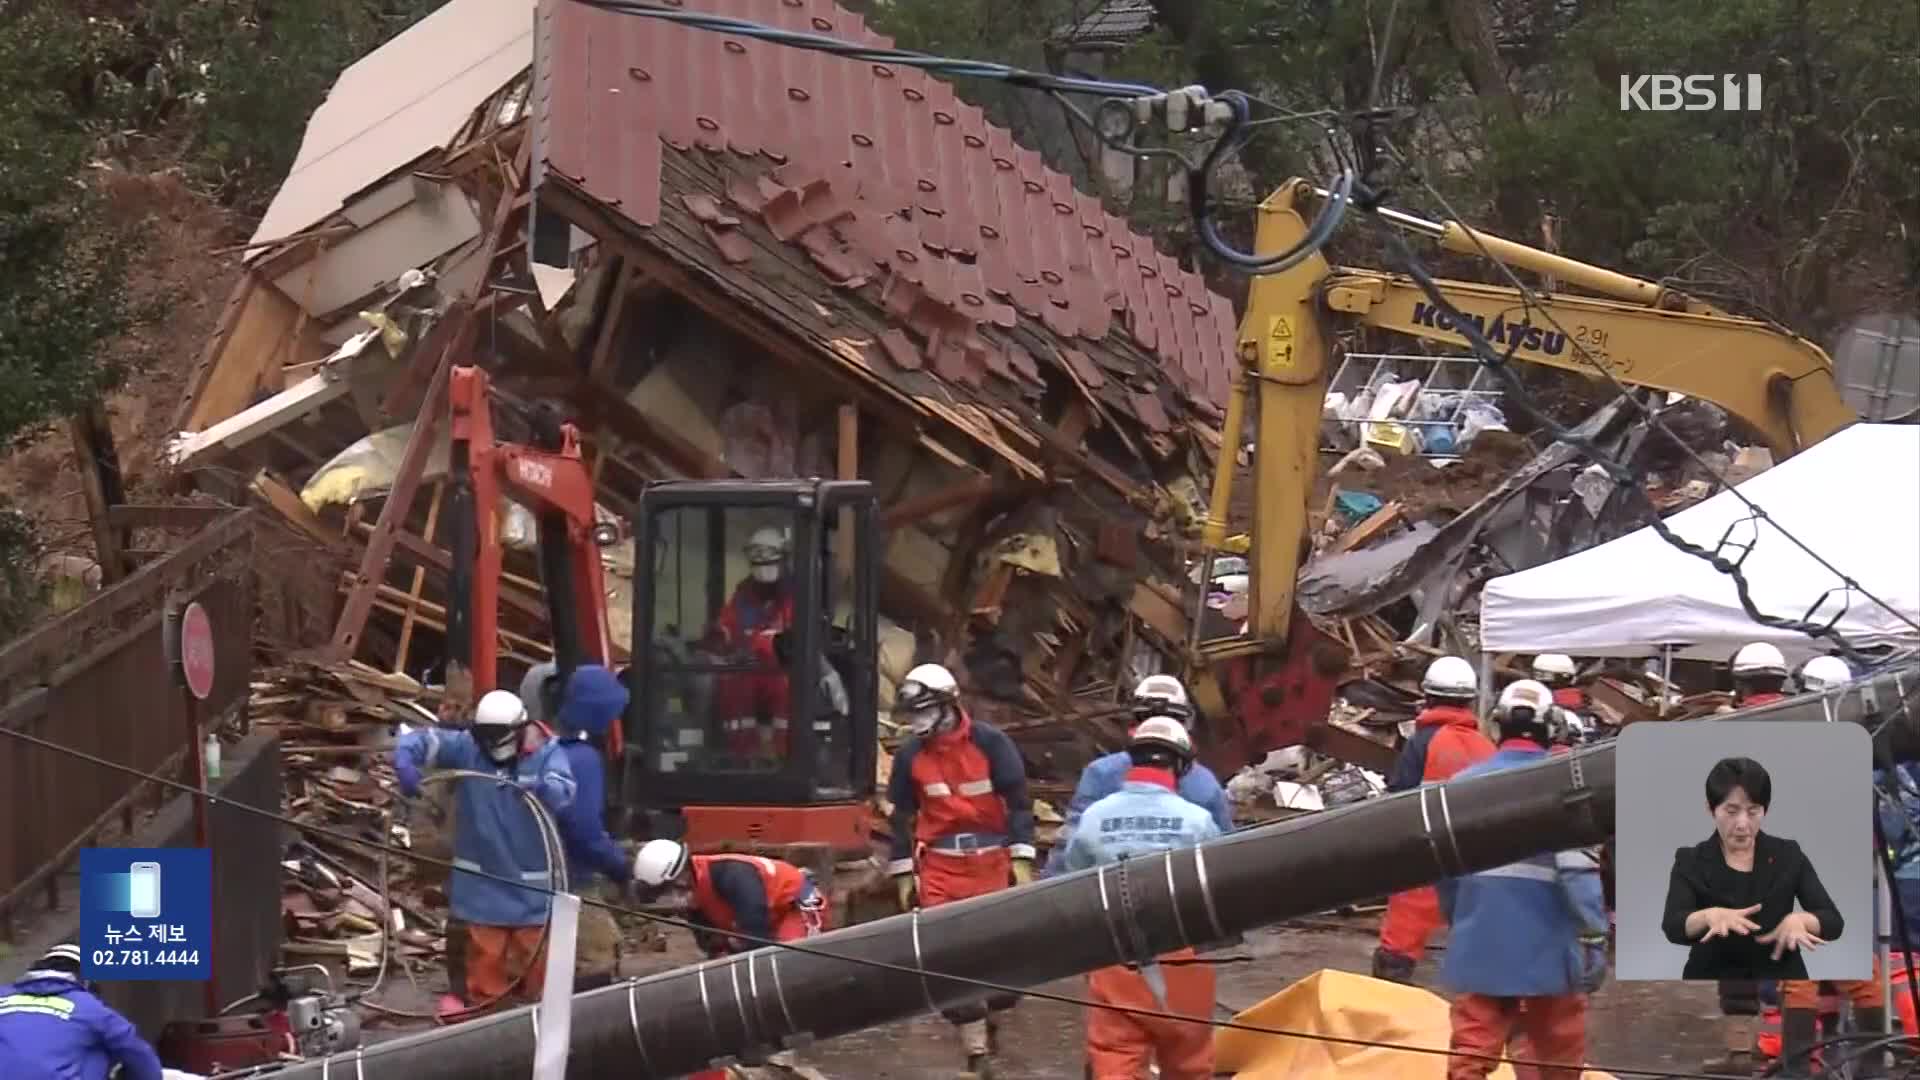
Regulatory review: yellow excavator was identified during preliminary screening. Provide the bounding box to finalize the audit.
[1184,177,1861,776]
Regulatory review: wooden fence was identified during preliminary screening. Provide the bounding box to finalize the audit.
[0,508,255,937]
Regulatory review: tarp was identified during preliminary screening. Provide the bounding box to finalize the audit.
[1479,423,1920,661]
[1213,968,1616,1078]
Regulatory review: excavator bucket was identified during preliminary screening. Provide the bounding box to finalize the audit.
[1190,608,1387,778]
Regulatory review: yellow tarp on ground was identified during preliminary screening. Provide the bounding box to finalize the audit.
[1213,969,1617,1079]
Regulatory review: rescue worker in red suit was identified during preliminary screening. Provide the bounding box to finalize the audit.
[631,839,827,1072]
[1704,641,1796,1073]
[1056,717,1222,1079]
[1438,680,1609,1080]
[887,663,1034,1079]
[1372,655,1495,983]
[704,526,796,759]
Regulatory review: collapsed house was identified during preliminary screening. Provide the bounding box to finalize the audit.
[169,0,1239,782]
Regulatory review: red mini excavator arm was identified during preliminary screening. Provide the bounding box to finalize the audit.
[446,364,617,752]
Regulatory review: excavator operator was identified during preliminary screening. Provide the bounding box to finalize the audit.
[1373,655,1496,983]
[703,526,796,760]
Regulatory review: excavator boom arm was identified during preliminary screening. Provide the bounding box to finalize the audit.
[1189,177,1858,775]
[1321,270,1855,459]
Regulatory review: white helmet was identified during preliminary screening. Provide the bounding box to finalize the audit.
[632,839,690,887]
[1731,641,1789,678]
[1129,716,1196,774]
[1531,653,1576,682]
[745,526,788,584]
[473,689,530,764]
[1496,679,1554,739]
[1131,674,1192,724]
[1421,656,1477,699]
[894,663,961,736]
[1800,655,1853,692]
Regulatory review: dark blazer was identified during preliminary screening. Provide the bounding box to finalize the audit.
[1661,831,1843,980]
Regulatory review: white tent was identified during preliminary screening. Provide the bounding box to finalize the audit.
[1479,423,1920,661]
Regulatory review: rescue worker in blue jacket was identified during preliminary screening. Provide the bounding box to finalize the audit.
[393,688,576,1007]
[1042,675,1232,878]
[1057,717,1223,1080]
[0,943,162,1080]
[1437,679,1608,1080]
[550,664,634,992]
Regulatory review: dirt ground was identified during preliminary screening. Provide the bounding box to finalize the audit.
[353,913,1723,1079]
[0,165,242,556]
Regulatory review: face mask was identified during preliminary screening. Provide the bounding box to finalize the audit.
[906,705,945,736]
[751,563,781,584]
[482,725,521,765]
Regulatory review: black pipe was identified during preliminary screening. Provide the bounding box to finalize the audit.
[267,663,1920,1080]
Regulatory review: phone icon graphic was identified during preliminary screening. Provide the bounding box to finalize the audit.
[128,862,162,919]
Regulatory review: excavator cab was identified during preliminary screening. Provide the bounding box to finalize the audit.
[624,479,878,857]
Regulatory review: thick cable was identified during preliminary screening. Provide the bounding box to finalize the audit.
[564,0,1159,98]
[1362,155,1920,654]
[1369,217,1889,664]
[0,721,1780,1080]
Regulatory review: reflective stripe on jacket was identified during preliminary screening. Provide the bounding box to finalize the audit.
[886,711,1033,873]
[393,728,576,926]
[690,854,814,939]
[0,975,164,1080]
[1436,744,1609,997]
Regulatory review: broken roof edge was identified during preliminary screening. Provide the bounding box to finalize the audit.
[536,172,1077,483]
[245,0,537,251]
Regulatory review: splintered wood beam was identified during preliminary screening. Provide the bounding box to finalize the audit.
[67,403,129,582]
[331,352,453,662]
[881,475,997,529]
[837,403,858,580]
[587,262,640,384]
[394,480,447,675]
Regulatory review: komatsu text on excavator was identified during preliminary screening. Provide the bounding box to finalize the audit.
[1184,177,1862,779]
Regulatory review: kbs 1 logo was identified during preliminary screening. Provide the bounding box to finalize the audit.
[1619,74,1763,112]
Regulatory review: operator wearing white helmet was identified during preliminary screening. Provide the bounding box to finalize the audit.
[1041,674,1234,878]
[704,525,798,758]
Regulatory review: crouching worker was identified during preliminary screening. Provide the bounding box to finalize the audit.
[0,943,163,1080]
[1439,680,1608,1079]
[393,689,576,1009]
[1057,717,1223,1080]
[550,664,635,992]
[631,839,829,954]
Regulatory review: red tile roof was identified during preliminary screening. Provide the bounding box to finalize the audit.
[531,0,1235,417]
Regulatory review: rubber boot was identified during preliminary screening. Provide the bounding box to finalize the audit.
[1370,946,1416,984]
[959,1019,992,1078]
[1854,1007,1890,1079]
[1777,1008,1820,1079]
[1699,1015,1755,1075]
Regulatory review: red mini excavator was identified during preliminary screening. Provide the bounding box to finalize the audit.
[443,364,878,883]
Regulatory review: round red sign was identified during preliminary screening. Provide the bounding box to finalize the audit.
[180,601,215,701]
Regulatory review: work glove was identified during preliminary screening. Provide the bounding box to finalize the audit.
[394,756,423,798]
[893,872,917,912]
[1011,858,1034,886]
[1577,933,1610,994]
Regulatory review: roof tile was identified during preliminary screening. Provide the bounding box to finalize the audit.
[533,0,1234,420]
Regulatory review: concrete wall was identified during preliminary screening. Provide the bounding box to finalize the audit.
[0,729,284,1040]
